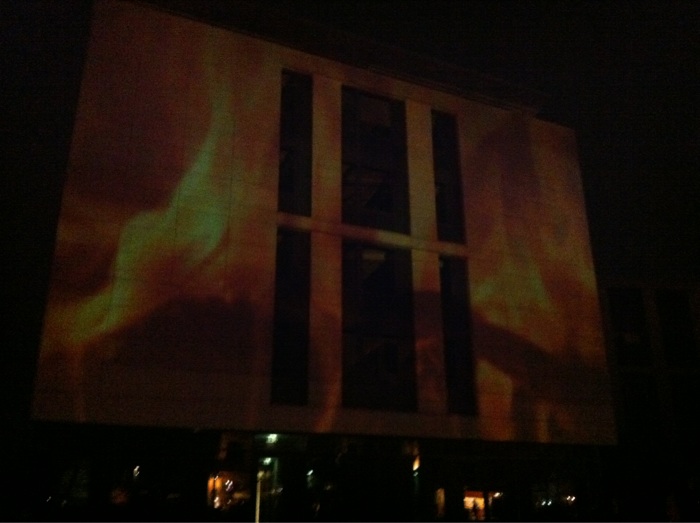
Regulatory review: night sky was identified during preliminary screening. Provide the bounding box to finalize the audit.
[263,0,700,281]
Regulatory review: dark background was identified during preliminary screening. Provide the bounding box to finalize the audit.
[2,0,698,516]
[265,0,700,281]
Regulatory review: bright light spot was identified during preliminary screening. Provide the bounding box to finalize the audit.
[263,457,272,465]
[412,455,420,471]
[266,434,278,444]
[493,492,503,498]
[307,469,314,476]
[133,465,140,478]
[464,492,486,512]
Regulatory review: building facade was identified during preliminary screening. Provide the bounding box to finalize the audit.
[29,0,619,519]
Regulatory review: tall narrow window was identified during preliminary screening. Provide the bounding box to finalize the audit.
[439,256,476,415]
[656,289,697,365]
[342,241,416,411]
[278,71,312,216]
[607,287,652,366]
[271,228,310,405]
[432,110,465,243]
[342,87,410,234]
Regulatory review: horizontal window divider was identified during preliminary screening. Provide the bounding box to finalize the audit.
[277,212,470,257]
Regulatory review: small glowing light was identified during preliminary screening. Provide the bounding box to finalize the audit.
[263,457,272,465]
[307,469,314,476]
[493,492,503,498]
[435,488,446,518]
[266,434,278,444]
[412,455,420,471]
[133,465,140,478]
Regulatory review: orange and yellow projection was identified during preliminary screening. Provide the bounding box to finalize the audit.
[34,0,279,425]
[464,114,613,442]
[33,0,615,444]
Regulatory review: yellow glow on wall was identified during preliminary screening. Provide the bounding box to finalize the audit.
[32,0,615,445]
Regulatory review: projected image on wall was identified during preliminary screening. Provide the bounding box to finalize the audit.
[463,114,613,443]
[33,1,281,424]
[33,0,614,445]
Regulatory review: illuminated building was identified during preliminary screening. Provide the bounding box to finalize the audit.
[21,0,644,520]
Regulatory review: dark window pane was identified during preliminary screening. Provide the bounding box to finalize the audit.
[271,228,310,404]
[432,111,465,243]
[440,256,476,415]
[342,165,394,213]
[278,71,312,216]
[607,288,652,366]
[342,87,409,233]
[342,241,416,411]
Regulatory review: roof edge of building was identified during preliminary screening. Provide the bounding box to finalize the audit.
[135,0,548,114]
